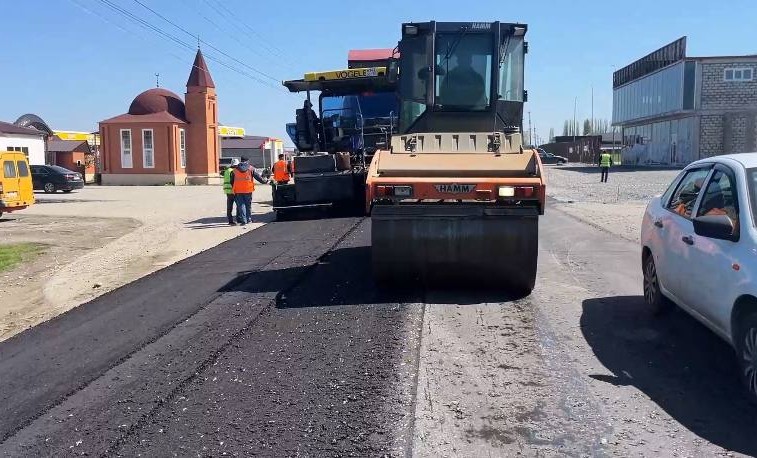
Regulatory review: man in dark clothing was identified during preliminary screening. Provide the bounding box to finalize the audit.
[229,156,269,225]
[438,48,487,108]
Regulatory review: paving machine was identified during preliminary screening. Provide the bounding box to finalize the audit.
[276,53,399,219]
[367,21,545,293]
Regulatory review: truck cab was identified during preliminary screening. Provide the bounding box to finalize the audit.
[276,61,399,218]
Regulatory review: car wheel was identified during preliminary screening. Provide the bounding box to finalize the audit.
[643,252,671,315]
[736,312,757,404]
[43,182,56,193]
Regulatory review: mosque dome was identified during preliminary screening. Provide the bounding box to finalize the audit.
[128,88,186,119]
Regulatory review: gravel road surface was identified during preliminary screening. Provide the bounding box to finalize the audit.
[2,202,756,457]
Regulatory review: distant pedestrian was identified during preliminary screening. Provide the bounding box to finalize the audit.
[222,158,240,225]
[599,150,613,183]
[230,156,269,226]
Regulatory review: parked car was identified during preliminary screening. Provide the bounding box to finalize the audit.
[640,152,757,401]
[0,151,34,218]
[537,148,568,165]
[30,165,84,193]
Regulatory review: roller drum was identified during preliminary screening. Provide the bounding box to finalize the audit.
[371,204,538,293]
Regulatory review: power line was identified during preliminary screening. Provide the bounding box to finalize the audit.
[203,0,292,63]
[130,0,281,84]
[196,8,294,74]
[93,0,278,89]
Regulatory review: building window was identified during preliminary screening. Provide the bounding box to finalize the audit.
[120,129,133,168]
[724,68,754,82]
[6,146,28,157]
[142,129,154,168]
[179,128,187,169]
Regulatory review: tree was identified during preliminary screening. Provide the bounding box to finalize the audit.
[591,118,611,134]
[548,128,555,142]
[583,119,592,135]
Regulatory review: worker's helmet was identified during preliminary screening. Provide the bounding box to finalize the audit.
[231,158,240,166]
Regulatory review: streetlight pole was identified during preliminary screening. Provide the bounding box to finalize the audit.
[528,111,532,146]
[573,96,577,144]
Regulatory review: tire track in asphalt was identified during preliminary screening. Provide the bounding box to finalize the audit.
[112,219,425,457]
[101,219,366,456]
[0,218,363,455]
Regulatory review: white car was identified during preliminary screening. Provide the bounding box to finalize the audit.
[641,153,757,401]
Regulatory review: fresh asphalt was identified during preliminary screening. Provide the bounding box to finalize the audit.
[1,205,757,456]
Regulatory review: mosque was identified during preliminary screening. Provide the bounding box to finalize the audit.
[99,49,220,185]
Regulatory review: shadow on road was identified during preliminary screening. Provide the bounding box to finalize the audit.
[276,207,365,222]
[185,214,274,229]
[239,246,529,309]
[581,295,757,455]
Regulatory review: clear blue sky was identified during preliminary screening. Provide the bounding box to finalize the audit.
[2,0,756,146]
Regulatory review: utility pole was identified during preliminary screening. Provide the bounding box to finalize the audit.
[573,97,577,144]
[528,111,532,146]
[591,85,594,134]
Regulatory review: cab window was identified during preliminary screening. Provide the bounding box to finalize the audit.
[697,170,739,229]
[435,33,493,110]
[666,168,710,219]
[3,161,16,178]
[16,161,29,177]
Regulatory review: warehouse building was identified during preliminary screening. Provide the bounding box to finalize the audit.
[612,37,757,165]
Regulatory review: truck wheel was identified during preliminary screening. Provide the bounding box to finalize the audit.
[736,311,757,405]
[44,182,56,193]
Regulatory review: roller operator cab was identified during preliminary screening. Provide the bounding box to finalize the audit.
[367,21,545,293]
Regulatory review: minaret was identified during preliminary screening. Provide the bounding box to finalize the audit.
[184,48,219,184]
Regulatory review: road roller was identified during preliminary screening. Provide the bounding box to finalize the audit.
[366,21,545,293]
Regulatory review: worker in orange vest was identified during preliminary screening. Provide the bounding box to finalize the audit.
[230,156,269,226]
[272,154,292,184]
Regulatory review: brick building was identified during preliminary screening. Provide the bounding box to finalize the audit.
[46,139,95,181]
[99,49,220,185]
[612,37,757,166]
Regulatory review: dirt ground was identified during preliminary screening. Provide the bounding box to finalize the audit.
[544,165,681,243]
[0,185,273,342]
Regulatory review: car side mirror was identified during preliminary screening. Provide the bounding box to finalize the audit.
[693,214,738,241]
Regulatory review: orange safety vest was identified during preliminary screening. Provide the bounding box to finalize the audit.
[232,168,254,194]
[272,160,291,182]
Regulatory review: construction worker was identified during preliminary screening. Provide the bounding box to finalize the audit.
[272,154,292,184]
[223,158,240,225]
[230,156,269,226]
[599,150,613,183]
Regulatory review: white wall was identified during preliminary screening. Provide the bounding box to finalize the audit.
[1,133,45,165]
